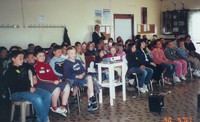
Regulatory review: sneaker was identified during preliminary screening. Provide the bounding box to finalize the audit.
[128,79,135,85]
[89,96,97,104]
[164,79,172,85]
[181,75,187,80]
[137,86,146,93]
[60,106,67,114]
[143,85,149,92]
[88,103,98,112]
[50,107,67,117]
[174,76,181,82]
[193,70,200,77]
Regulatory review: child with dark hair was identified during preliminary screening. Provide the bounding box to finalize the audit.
[152,40,176,84]
[116,36,124,45]
[126,43,153,93]
[49,45,66,78]
[85,42,96,56]
[27,43,35,53]
[24,52,35,65]
[0,46,8,72]
[4,50,51,122]
[9,46,20,53]
[61,44,68,59]
[136,39,163,83]
[34,48,70,117]
[184,34,200,60]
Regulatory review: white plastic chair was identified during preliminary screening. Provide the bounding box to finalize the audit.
[10,70,34,122]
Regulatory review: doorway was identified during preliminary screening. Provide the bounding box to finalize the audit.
[114,14,134,42]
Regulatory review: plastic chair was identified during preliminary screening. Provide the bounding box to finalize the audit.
[131,72,153,95]
[10,70,34,122]
[188,62,193,80]
[85,56,95,72]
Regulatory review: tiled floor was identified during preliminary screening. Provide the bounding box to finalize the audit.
[1,77,200,122]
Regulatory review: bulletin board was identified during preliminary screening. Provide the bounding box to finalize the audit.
[100,25,111,40]
[137,24,155,34]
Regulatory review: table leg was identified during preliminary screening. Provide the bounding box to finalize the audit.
[122,63,126,101]
[98,66,103,104]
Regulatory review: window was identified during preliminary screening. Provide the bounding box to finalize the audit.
[188,11,200,53]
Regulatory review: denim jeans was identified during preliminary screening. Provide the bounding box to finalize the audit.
[160,63,176,78]
[11,88,51,122]
[128,67,153,87]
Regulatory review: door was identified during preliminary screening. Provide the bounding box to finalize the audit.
[114,14,134,42]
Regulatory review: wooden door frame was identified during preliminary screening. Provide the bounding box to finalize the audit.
[113,14,134,40]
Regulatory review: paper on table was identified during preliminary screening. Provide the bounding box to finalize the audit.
[147,24,150,31]
[100,26,105,32]
[144,24,147,32]
[137,25,141,32]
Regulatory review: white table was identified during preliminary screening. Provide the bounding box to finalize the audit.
[97,61,126,106]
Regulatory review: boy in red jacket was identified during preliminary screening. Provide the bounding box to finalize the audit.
[34,48,70,117]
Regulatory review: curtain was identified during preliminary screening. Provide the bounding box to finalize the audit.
[188,11,200,53]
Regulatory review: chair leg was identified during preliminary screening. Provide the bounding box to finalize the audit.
[162,73,165,87]
[190,68,193,80]
[150,80,153,91]
[77,88,81,113]
[20,103,26,122]
[26,104,30,116]
[67,104,70,114]
[10,104,15,122]
[189,62,193,80]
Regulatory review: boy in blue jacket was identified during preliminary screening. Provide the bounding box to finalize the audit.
[63,47,98,111]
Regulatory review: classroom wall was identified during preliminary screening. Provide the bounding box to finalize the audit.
[0,0,162,49]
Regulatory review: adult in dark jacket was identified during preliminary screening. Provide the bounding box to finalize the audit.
[92,25,105,46]
[126,43,153,93]
[136,39,163,83]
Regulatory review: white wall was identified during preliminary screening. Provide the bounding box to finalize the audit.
[0,0,161,49]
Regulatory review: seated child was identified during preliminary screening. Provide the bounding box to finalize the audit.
[177,39,200,77]
[49,45,66,79]
[75,43,86,67]
[164,41,187,82]
[61,44,68,59]
[0,46,8,72]
[4,50,51,122]
[152,40,176,84]
[85,42,96,56]
[63,47,98,112]
[24,52,35,65]
[136,39,163,83]
[116,44,126,60]
[126,43,153,93]
[34,48,70,117]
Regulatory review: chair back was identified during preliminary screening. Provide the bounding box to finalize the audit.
[28,70,34,87]
[85,56,95,72]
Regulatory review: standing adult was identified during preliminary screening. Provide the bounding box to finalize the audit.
[92,25,105,46]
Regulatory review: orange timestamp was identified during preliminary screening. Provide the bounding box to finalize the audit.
[164,116,193,122]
